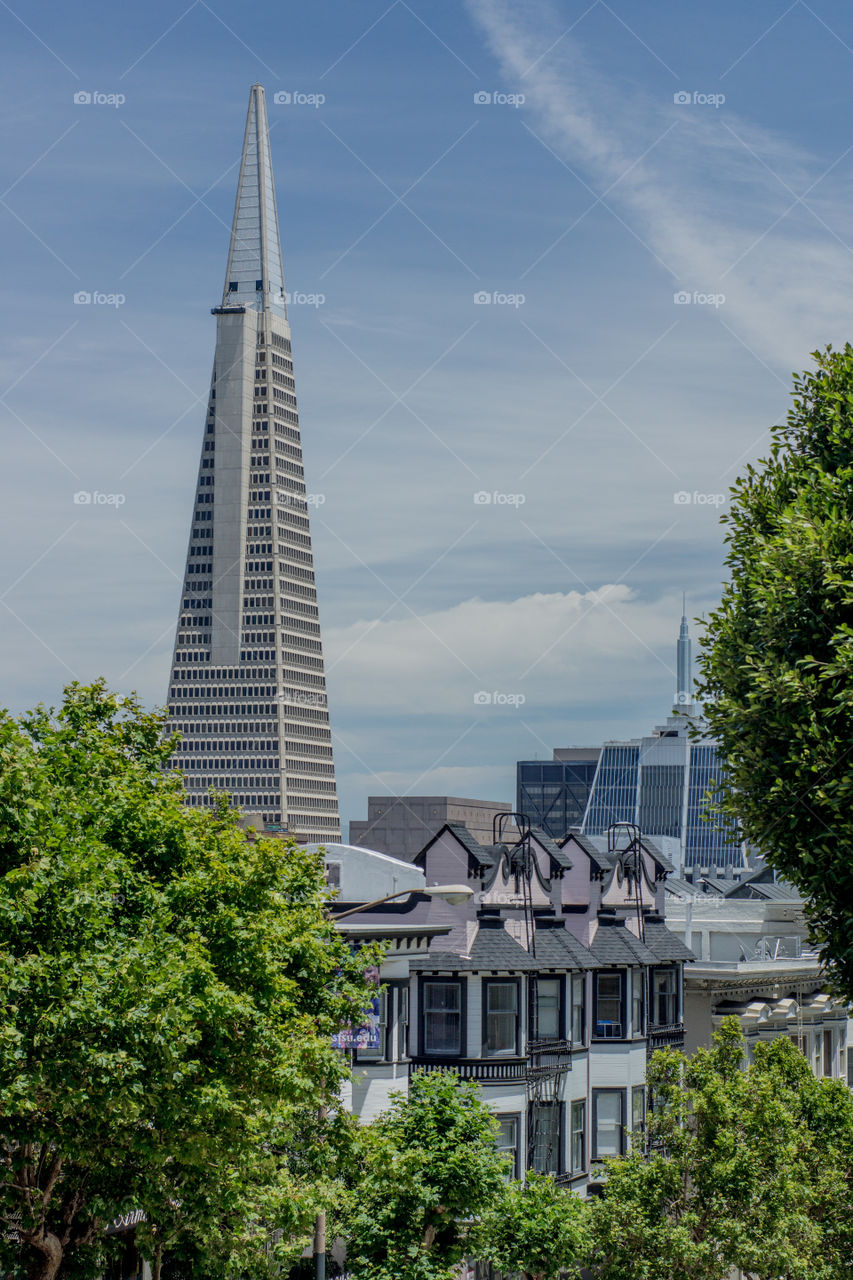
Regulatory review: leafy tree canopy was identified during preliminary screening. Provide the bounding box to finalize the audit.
[338,1071,508,1280]
[0,682,374,1280]
[477,1170,588,1280]
[697,344,853,992]
[588,1019,853,1280]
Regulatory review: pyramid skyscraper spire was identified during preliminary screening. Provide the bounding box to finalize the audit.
[674,595,694,712]
[165,84,340,841]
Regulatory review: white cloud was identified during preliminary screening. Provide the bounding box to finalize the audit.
[325,583,683,716]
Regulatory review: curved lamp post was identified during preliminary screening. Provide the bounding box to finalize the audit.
[331,883,473,920]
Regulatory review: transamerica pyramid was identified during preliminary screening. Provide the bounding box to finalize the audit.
[165,84,341,842]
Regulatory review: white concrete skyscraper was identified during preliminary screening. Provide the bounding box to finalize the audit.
[166,84,340,842]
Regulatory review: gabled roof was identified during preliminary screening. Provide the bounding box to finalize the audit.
[561,830,674,876]
[411,922,539,971]
[533,925,602,969]
[642,918,696,962]
[637,836,675,875]
[561,829,614,872]
[589,918,659,966]
[415,821,497,871]
[529,828,573,870]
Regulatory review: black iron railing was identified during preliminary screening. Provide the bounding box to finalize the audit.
[410,1056,528,1082]
[646,1022,685,1052]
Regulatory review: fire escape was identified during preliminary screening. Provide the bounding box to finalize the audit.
[494,813,575,1180]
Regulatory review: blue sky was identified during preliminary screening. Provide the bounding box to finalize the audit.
[3,0,853,830]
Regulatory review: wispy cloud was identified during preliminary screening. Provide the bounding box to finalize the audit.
[466,0,853,366]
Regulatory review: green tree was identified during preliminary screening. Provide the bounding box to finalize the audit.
[696,344,853,992]
[477,1170,588,1280]
[587,1019,853,1280]
[0,681,374,1280]
[338,1070,508,1280]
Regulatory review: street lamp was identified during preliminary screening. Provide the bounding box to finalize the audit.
[314,882,473,1277]
[331,883,473,920]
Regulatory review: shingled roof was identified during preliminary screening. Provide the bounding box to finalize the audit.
[411,920,539,971]
[642,917,696,962]
[533,922,602,969]
[589,916,659,966]
[416,821,497,871]
[530,828,573,870]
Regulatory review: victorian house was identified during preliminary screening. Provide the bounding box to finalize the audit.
[339,819,694,1190]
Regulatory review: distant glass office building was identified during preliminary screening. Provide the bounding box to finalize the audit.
[580,610,744,871]
[516,748,600,840]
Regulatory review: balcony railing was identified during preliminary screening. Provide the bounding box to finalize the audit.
[527,1037,573,1078]
[410,1056,528,1083]
[647,1022,685,1052]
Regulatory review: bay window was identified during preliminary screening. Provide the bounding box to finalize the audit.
[484,980,519,1056]
[571,973,586,1045]
[570,1099,586,1173]
[531,977,562,1041]
[593,1089,625,1159]
[422,980,463,1056]
[594,971,624,1038]
[496,1114,520,1179]
[651,967,679,1026]
[631,968,645,1037]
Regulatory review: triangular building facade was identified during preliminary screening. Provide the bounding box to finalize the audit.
[165,84,340,842]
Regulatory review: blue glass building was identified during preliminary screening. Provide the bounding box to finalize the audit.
[578,610,744,871]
